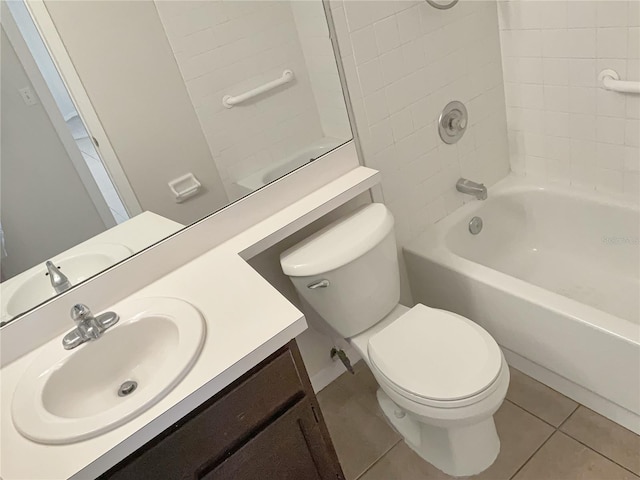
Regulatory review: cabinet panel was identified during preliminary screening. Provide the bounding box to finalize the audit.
[201,399,332,480]
[103,348,305,479]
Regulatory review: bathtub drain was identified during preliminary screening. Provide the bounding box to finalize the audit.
[469,216,483,235]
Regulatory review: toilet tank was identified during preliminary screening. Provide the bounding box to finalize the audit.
[280,204,400,338]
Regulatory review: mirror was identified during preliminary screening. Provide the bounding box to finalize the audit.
[0,0,352,325]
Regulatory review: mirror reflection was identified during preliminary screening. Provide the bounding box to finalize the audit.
[0,0,352,325]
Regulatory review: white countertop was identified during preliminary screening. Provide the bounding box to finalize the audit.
[0,248,306,480]
[0,166,380,480]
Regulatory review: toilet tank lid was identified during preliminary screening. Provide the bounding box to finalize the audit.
[280,203,394,277]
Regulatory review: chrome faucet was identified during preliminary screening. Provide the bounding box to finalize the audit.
[456,178,487,200]
[62,303,119,350]
[45,260,72,294]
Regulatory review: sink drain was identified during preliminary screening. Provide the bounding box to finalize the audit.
[118,380,138,397]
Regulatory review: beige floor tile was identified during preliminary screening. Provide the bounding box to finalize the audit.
[560,406,640,475]
[506,367,578,427]
[318,379,401,480]
[358,441,440,480]
[513,431,640,480]
[471,401,554,480]
[360,400,554,480]
[336,361,387,418]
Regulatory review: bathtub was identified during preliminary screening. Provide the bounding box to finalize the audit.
[404,176,640,433]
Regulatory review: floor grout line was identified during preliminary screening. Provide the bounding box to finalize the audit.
[555,403,580,431]
[503,399,562,430]
[507,429,557,480]
[556,430,640,478]
[354,438,402,480]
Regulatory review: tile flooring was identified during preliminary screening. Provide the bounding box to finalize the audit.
[317,361,640,480]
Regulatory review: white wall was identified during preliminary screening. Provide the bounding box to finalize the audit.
[154,1,328,201]
[247,193,370,389]
[45,0,230,225]
[1,28,105,279]
[290,1,352,140]
[498,0,639,201]
[330,0,511,248]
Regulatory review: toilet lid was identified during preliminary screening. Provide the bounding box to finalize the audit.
[367,305,502,402]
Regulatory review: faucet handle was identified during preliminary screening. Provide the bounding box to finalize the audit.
[70,304,92,323]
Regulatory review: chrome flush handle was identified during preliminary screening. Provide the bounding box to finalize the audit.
[307,279,330,289]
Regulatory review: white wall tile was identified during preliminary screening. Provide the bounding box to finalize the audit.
[596,1,629,28]
[568,28,597,58]
[597,27,628,58]
[597,115,626,144]
[396,5,422,44]
[350,26,378,65]
[499,0,638,202]
[568,59,597,86]
[374,15,401,54]
[357,58,385,95]
[543,58,569,85]
[332,0,510,246]
[567,1,597,29]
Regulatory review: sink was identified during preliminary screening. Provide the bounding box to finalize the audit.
[11,297,206,444]
[4,243,133,318]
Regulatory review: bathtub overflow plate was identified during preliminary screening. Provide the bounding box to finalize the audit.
[438,101,468,144]
[469,216,483,235]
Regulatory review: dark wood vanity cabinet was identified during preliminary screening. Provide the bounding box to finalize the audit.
[100,341,344,480]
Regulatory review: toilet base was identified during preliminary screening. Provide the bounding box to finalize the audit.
[376,389,500,477]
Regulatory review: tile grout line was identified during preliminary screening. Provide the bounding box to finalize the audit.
[555,405,640,477]
[354,438,402,480]
[555,403,580,431]
[503,399,563,430]
[508,401,640,480]
[557,431,640,478]
[507,428,556,480]
[505,400,578,480]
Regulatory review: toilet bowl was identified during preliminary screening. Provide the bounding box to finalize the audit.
[280,203,509,476]
[350,304,509,476]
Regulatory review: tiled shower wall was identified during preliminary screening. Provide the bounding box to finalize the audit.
[498,0,640,201]
[329,0,511,246]
[154,1,325,200]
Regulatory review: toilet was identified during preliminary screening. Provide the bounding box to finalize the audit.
[280,203,509,477]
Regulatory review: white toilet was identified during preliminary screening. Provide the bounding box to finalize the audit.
[280,203,509,477]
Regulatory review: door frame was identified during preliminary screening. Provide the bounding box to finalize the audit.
[2,4,119,228]
[18,0,143,218]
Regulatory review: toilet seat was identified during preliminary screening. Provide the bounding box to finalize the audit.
[367,304,503,409]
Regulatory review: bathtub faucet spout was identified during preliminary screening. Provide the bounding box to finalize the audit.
[456,178,487,200]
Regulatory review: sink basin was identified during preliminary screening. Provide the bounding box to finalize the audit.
[4,243,133,318]
[11,297,206,444]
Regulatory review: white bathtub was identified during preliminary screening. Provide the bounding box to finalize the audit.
[405,176,640,433]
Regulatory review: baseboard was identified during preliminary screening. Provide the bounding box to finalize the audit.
[503,348,640,435]
[309,346,361,393]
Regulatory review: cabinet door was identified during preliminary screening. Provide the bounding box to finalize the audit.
[201,399,343,480]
